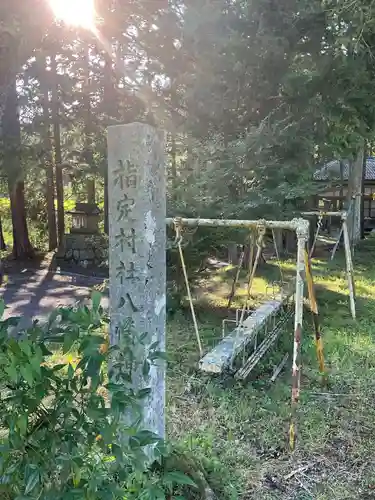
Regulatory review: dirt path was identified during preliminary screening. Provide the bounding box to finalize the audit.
[0,266,108,331]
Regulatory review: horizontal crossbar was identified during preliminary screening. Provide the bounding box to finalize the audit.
[301,210,347,218]
[166,217,309,232]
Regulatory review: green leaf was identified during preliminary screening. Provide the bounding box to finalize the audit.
[137,388,151,399]
[149,341,159,351]
[131,430,161,447]
[47,308,61,327]
[68,364,74,380]
[71,408,80,421]
[63,331,78,354]
[112,443,123,462]
[51,363,66,372]
[163,471,197,488]
[140,487,166,500]
[139,331,149,343]
[20,364,34,386]
[29,355,42,377]
[5,364,18,382]
[39,343,52,356]
[83,305,91,318]
[149,351,168,362]
[142,360,150,377]
[25,397,39,412]
[154,440,169,459]
[91,291,102,312]
[71,461,81,487]
[19,340,32,357]
[25,469,40,494]
[17,415,28,436]
[8,338,22,356]
[0,299,5,319]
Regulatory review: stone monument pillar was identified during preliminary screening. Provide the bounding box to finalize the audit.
[107,123,166,438]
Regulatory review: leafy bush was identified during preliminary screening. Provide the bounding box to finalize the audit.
[0,295,202,500]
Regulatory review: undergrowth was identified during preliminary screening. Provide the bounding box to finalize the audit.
[2,235,375,498]
[0,296,217,500]
[167,236,375,499]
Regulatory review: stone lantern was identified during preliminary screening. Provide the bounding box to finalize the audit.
[68,203,101,234]
[56,202,107,268]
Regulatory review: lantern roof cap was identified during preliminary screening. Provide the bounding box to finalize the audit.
[67,202,101,215]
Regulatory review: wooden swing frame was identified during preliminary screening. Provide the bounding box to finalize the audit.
[301,209,356,320]
[167,217,311,449]
[167,215,358,449]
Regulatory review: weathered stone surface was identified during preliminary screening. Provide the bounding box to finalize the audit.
[56,234,108,269]
[65,249,73,261]
[107,123,166,438]
[72,249,80,262]
[80,249,95,261]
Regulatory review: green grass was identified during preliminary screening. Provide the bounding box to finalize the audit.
[10,233,375,498]
[192,261,294,311]
[166,235,375,499]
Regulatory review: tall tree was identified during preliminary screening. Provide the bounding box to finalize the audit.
[2,82,34,259]
[82,43,96,204]
[0,1,51,125]
[50,53,65,244]
[0,217,6,252]
[40,55,58,250]
[347,147,365,245]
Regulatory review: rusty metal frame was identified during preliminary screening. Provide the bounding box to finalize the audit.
[301,210,356,320]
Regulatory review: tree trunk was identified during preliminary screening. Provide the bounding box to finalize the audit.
[273,228,284,256]
[51,55,65,245]
[104,171,109,234]
[0,22,50,267]
[0,87,8,135]
[284,230,297,254]
[339,160,345,210]
[228,243,239,265]
[46,167,57,250]
[0,217,6,251]
[41,57,57,250]
[0,90,7,262]
[103,49,116,235]
[8,179,35,259]
[2,82,34,259]
[87,178,96,204]
[83,47,95,204]
[360,148,366,239]
[170,133,177,195]
[347,147,364,247]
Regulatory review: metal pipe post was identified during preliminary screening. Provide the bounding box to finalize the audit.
[289,223,308,451]
[301,211,347,217]
[342,218,356,320]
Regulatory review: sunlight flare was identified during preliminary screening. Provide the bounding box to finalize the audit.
[49,0,96,29]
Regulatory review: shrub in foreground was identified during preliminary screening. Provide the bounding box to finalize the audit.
[0,295,210,500]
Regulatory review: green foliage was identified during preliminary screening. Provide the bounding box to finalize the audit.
[0,295,202,500]
[159,0,375,222]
